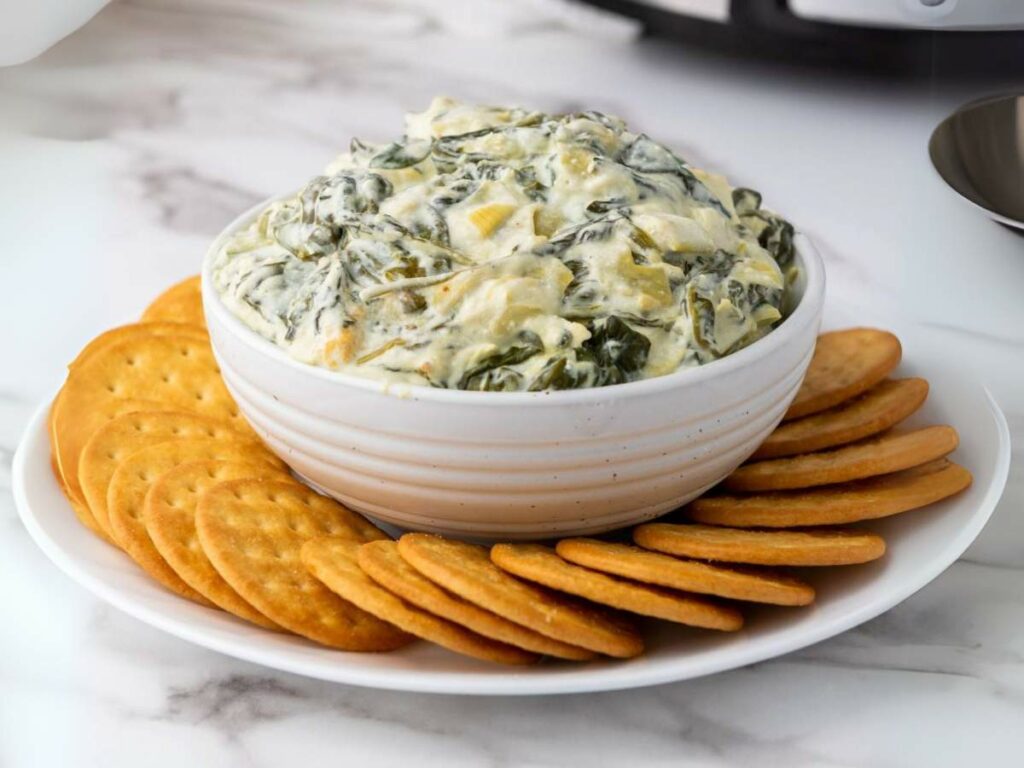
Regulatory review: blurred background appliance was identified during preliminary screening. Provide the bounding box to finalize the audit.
[582,0,1024,73]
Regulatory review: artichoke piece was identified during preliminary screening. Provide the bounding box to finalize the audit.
[468,203,517,238]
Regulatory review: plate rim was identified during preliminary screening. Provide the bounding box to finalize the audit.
[13,384,1011,696]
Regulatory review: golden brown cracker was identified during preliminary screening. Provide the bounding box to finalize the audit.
[358,540,595,660]
[53,334,254,501]
[146,460,291,629]
[141,275,205,327]
[69,322,208,371]
[80,410,251,537]
[753,378,928,460]
[195,479,408,650]
[52,395,165,520]
[634,523,886,566]
[726,425,959,492]
[690,459,972,527]
[555,539,814,606]
[63,479,110,541]
[54,322,208,510]
[107,438,285,604]
[785,328,902,421]
[491,543,743,631]
[47,393,110,541]
[54,457,111,541]
[397,534,644,658]
[303,537,535,665]
[48,395,66,496]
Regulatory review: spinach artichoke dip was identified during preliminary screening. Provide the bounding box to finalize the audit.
[212,98,795,392]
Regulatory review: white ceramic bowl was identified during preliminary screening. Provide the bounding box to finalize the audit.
[202,202,825,539]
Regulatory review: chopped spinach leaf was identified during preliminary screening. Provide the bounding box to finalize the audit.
[458,331,544,390]
[731,187,762,216]
[582,315,650,385]
[369,139,431,170]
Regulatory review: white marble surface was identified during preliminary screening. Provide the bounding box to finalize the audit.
[2,1,1023,764]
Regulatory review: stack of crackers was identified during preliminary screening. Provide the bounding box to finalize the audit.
[49,280,972,665]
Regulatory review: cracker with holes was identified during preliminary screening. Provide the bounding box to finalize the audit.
[726,425,959,492]
[106,439,286,603]
[141,275,205,327]
[68,321,208,371]
[80,411,251,538]
[53,334,254,510]
[52,395,166,531]
[491,543,743,630]
[195,479,408,650]
[633,524,886,566]
[358,540,595,660]
[54,321,207,510]
[303,537,535,665]
[397,534,644,658]
[753,377,928,460]
[556,539,815,606]
[690,459,972,527]
[785,328,902,421]
[145,460,290,628]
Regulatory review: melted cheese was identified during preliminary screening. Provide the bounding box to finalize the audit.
[212,98,795,391]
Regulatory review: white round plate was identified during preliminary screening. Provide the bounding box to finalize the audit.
[13,313,1010,695]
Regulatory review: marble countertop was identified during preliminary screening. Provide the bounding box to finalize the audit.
[2,1,1023,764]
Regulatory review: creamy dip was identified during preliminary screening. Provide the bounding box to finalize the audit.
[212,98,796,391]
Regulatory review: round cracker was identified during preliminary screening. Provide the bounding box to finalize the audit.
[555,539,814,606]
[69,321,208,371]
[146,460,292,629]
[634,523,886,566]
[58,468,112,543]
[52,396,166,521]
[491,543,743,631]
[726,425,959,492]
[80,410,251,538]
[107,438,285,604]
[397,534,643,658]
[48,392,113,542]
[142,275,205,327]
[358,540,595,660]
[303,538,535,665]
[753,378,928,460]
[785,328,902,421]
[689,459,972,528]
[53,321,207,506]
[195,479,408,651]
[53,334,254,502]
